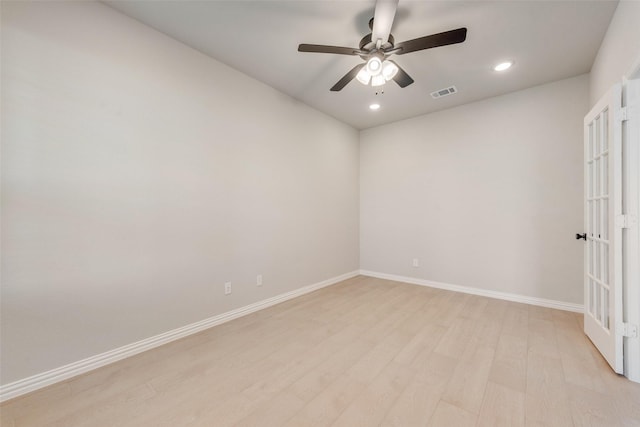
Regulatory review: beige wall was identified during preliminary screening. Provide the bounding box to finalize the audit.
[590,0,640,105]
[360,75,589,305]
[1,1,359,384]
[3,0,625,390]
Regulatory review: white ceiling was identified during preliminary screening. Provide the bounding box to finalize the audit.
[105,0,617,130]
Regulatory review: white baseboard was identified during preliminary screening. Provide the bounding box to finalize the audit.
[359,270,584,313]
[0,270,359,403]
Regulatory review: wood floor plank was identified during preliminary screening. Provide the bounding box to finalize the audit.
[0,382,72,422]
[3,276,640,427]
[433,317,477,359]
[477,381,525,427]
[431,292,471,327]
[1,409,16,427]
[286,336,375,402]
[525,351,574,427]
[381,352,457,427]
[460,295,490,320]
[330,361,413,427]
[481,298,510,324]
[441,343,495,414]
[234,391,306,427]
[600,367,640,426]
[528,305,555,321]
[560,351,608,393]
[393,323,447,366]
[501,305,529,338]
[489,333,528,393]
[282,374,368,427]
[428,400,477,427]
[528,318,561,359]
[566,383,623,427]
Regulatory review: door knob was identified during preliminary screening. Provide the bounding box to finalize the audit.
[576,233,587,241]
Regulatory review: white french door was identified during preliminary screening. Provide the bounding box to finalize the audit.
[583,84,623,374]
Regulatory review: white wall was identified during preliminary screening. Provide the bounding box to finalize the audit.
[590,0,640,105]
[360,75,589,305]
[0,1,359,385]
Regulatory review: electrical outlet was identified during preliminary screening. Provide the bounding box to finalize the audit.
[224,282,232,295]
[256,274,263,286]
[412,258,419,268]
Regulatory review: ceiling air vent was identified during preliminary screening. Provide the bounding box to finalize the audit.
[430,86,457,99]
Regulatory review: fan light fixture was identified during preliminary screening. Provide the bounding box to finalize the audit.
[382,61,399,79]
[357,59,399,87]
[369,103,381,110]
[366,57,382,75]
[356,67,372,85]
[371,74,386,87]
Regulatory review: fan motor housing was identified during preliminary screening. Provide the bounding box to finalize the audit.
[359,33,395,56]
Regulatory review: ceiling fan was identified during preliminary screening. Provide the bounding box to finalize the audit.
[298,0,467,91]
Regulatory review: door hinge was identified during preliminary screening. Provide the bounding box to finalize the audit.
[616,214,638,228]
[619,323,639,338]
[616,107,628,122]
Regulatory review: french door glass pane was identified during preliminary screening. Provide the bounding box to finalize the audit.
[596,199,601,238]
[603,287,609,330]
[589,278,595,315]
[602,154,608,196]
[587,161,595,198]
[595,116,601,156]
[602,244,609,286]
[602,198,609,240]
[595,281,602,323]
[595,239,601,280]
[602,109,608,151]
[596,158,602,197]
[589,123,594,159]
[591,202,596,238]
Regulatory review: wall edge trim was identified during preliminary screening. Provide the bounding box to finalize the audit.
[359,270,584,313]
[0,270,359,403]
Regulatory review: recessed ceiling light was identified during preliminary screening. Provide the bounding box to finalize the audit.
[369,103,380,110]
[494,61,513,72]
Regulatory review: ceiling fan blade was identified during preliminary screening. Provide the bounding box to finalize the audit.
[330,63,366,92]
[371,0,399,45]
[298,44,363,56]
[395,27,467,55]
[389,61,414,88]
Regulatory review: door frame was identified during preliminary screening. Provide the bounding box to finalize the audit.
[622,57,640,383]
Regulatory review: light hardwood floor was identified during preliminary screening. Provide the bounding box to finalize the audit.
[2,275,640,426]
